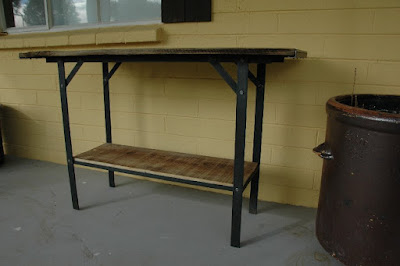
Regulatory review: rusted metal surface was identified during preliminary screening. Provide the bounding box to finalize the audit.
[0,128,3,164]
[0,104,3,164]
[314,94,400,265]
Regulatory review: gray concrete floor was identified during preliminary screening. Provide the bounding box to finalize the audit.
[0,156,342,266]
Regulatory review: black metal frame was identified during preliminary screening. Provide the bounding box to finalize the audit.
[55,56,267,248]
[102,62,121,188]
[58,61,79,210]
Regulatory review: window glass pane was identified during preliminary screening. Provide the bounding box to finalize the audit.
[51,0,88,26]
[3,0,46,28]
[100,0,160,23]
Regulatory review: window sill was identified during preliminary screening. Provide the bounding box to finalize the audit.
[0,24,162,50]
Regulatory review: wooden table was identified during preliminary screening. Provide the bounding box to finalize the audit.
[20,48,307,247]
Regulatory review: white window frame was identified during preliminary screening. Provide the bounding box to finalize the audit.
[0,0,161,34]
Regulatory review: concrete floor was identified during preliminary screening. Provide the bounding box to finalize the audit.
[0,156,342,266]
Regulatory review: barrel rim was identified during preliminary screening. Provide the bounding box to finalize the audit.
[328,94,400,121]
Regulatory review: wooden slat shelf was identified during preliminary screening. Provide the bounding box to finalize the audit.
[74,143,258,190]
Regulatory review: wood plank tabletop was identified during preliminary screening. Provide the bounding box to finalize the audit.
[19,48,307,60]
[74,143,258,188]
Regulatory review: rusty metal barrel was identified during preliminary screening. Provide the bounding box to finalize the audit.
[314,94,400,265]
[0,104,3,164]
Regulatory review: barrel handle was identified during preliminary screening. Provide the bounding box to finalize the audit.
[313,143,334,160]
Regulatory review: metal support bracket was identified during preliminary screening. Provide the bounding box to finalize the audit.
[210,60,237,93]
[65,61,83,86]
[248,70,262,88]
[234,62,262,88]
[105,62,122,81]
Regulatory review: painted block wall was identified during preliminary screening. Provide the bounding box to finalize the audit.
[0,0,399,207]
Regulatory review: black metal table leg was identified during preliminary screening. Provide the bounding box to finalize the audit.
[103,63,115,188]
[231,59,249,248]
[58,61,79,210]
[249,64,266,214]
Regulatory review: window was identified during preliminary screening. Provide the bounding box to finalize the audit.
[1,0,161,32]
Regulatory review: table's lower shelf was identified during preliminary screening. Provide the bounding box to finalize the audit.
[74,143,258,191]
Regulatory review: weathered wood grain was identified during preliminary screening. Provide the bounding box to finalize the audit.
[19,48,307,59]
[74,143,258,187]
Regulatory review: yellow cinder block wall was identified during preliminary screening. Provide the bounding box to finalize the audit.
[1,0,400,208]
